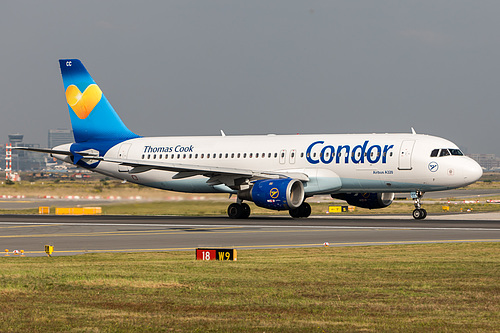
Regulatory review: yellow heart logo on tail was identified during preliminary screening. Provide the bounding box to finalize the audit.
[65,84,103,119]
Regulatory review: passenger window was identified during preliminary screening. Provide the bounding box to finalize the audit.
[142,154,144,159]
[237,153,241,158]
[430,149,439,157]
[243,153,246,158]
[274,153,278,158]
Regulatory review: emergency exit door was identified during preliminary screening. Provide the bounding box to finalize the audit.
[398,140,415,170]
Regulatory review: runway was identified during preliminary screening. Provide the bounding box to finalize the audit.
[1,213,499,256]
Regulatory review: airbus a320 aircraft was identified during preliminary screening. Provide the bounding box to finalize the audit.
[18,59,483,219]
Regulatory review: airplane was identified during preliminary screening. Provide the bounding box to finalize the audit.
[16,59,483,220]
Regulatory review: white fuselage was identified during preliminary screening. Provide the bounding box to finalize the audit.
[54,133,483,196]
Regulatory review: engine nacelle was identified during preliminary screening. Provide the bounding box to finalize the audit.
[238,178,305,211]
[332,192,394,209]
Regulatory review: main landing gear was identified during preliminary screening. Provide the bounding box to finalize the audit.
[227,202,251,219]
[289,202,312,218]
[227,201,312,219]
[412,191,427,220]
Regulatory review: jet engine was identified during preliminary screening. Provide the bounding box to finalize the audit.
[332,192,394,209]
[238,178,305,210]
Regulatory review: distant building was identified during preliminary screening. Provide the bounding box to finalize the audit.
[468,154,500,171]
[7,134,46,171]
[48,129,73,148]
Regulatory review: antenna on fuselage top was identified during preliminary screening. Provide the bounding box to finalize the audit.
[411,127,417,134]
[220,130,226,136]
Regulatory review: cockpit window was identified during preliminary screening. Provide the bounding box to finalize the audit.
[431,148,464,157]
[439,149,450,157]
[449,149,464,156]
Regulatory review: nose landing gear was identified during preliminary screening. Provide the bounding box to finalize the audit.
[412,191,427,220]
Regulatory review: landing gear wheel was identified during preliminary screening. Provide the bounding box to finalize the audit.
[289,208,300,218]
[411,191,427,220]
[289,202,312,218]
[228,203,251,219]
[412,208,427,220]
[241,203,251,219]
[299,202,312,218]
[228,203,243,219]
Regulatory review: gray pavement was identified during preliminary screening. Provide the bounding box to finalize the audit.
[0,214,499,257]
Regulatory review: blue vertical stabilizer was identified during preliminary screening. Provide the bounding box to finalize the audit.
[59,59,139,143]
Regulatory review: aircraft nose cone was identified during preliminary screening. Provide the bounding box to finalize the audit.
[463,158,483,185]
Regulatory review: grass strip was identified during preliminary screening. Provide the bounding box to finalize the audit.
[0,243,498,332]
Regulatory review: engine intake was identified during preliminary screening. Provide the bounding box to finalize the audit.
[239,178,305,211]
[332,192,394,209]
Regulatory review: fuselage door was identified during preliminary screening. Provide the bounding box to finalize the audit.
[398,140,415,170]
[118,143,132,172]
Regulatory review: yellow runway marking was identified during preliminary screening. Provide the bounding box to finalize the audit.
[0,224,56,229]
[0,227,367,239]
[16,239,500,255]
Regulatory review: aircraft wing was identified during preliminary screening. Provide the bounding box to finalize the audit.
[103,156,310,188]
